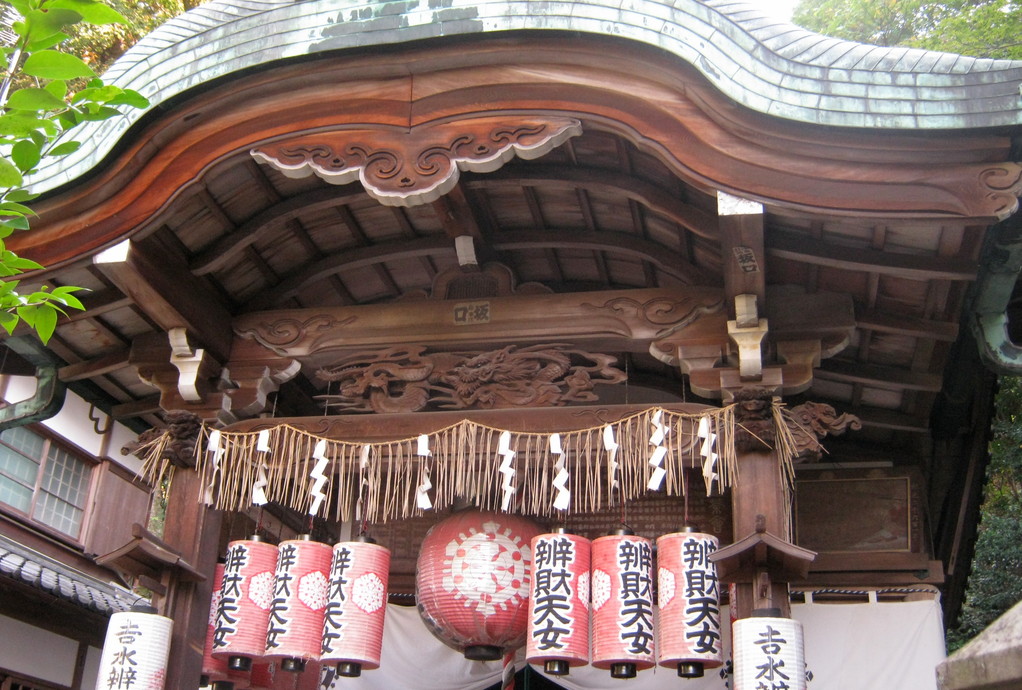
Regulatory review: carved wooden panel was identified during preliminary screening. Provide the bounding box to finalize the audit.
[315,344,625,413]
[251,115,582,207]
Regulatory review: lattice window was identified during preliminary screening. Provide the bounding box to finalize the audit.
[0,426,94,540]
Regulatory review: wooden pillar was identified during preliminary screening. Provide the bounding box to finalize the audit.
[729,445,793,619]
[159,467,223,690]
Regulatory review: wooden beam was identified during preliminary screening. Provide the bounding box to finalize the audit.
[244,236,452,310]
[766,228,977,281]
[191,187,363,275]
[815,359,943,392]
[58,348,131,382]
[467,166,718,239]
[490,230,716,285]
[94,239,234,363]
[111,394,162,419]
[855,309,959,342]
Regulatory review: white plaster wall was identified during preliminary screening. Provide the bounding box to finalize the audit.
[3,375,143,474]
[82,645,102,690]
[0,613,77,686]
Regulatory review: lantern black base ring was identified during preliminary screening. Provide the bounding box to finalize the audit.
[464,645,502,661]
[677,662,704,678]
[281,657,307,673]
[610,663,637,679]
[545,660,570,676]
[227,655,252,672]
[211,681,235,690]
[336,662,363,677]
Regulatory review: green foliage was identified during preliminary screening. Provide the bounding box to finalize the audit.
[946,377,1022,650]
[792,0,1022,59]
[0,0,149,343]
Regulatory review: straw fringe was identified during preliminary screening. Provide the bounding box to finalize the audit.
[138,404,804,523]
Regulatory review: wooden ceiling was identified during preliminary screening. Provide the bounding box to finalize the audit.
[21,118,984,447]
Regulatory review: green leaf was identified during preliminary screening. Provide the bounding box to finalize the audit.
[16,304,36,327]
[7,86,67,111]
[7,0,31,15]
[106,89,149,109]
[5,190,39,203]
[44,79,67,100]
[48,0,126,25]
[33,303,57,342]
[22,50,95,79]
[25,31,69,52]
[22,8,82,44]
[0,311,19,336]
[0,157,25,188]
[50,285,85,310]
[0,114,52,137]
[80,104,120,121]
[0,216,31,232]
[47,140,80,156]
[6,255,44,271]
[10,140,41,173]
[0,202,35,217]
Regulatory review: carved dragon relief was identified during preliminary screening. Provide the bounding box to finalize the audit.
[785,401,863,462]
[251,116,583,207]
[731,389,861,461]
[314,344,626,413]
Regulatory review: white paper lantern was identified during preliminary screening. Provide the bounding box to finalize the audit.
[96,606,173,690]
[732,616,806,690]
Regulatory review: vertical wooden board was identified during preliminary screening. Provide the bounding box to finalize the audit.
[83,463,151,558]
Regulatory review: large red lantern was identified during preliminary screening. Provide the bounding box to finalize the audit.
[263,537,333,672]
[591,530,655,678]
[416,510,540,660]
[320,537,391,677]
[212,537,280,672]
[526,529,591,675]
[656,528,723,678]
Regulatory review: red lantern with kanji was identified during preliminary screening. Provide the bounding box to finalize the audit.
[320,538,391,677]
[656,528,723,678]
[416,510,540,660]
[212,536,280,672]
[591,530,655,678]
[263,537,333,672]
[526,530,591,675]
[203,563,230,687]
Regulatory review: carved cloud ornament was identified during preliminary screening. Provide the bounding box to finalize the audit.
[251,116,583,207]
[315,344,626,413]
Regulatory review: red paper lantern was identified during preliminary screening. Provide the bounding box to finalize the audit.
[263,537,333,672]
[656,529,723,678]
[212,537,280,672]
[203,564,230,687]
[320,538,391,677]
[591,530,655,678]
[526,530,591,675]
[416,510,540,660]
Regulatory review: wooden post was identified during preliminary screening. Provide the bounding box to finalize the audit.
[159,467,223,690]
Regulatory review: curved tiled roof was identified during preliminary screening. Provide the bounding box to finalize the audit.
[28,0,1022,193]
[0,534,139,615]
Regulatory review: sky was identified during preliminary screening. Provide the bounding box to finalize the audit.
[759,0,800,20]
